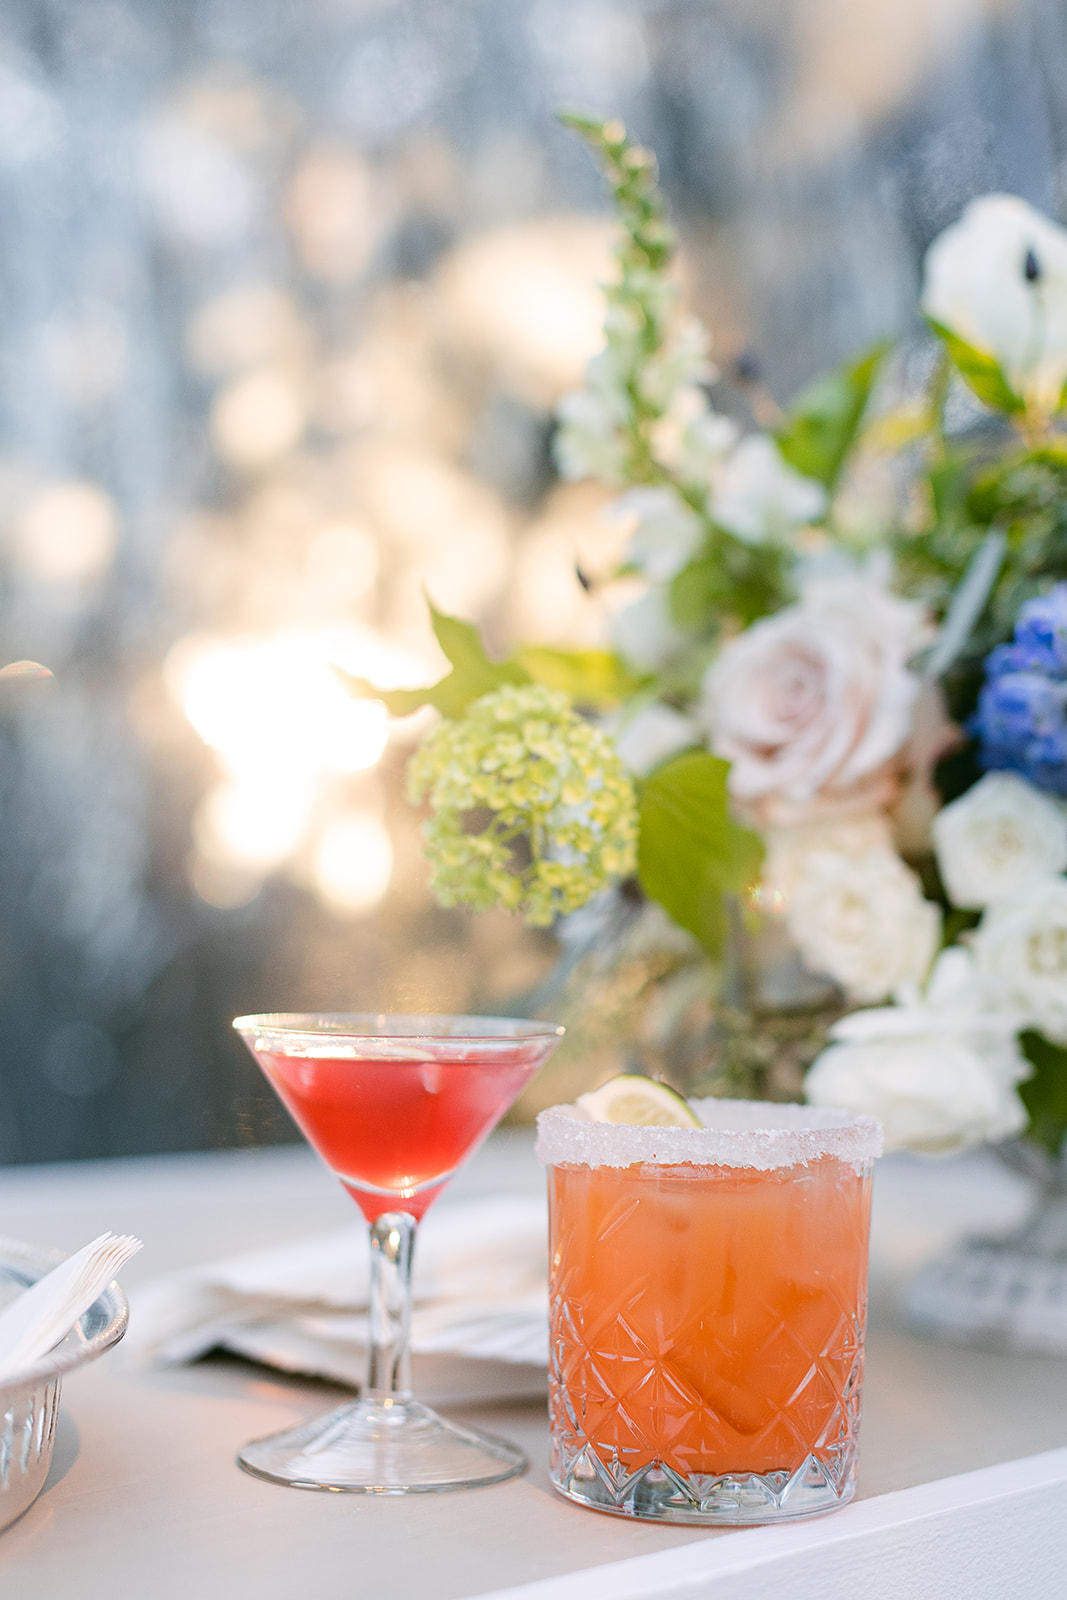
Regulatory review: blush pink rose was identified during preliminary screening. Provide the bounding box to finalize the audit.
[702,576,925,827]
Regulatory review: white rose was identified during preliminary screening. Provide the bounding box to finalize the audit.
[921,194,1067,413]
[610,702,699,777]
[783,842,941,1003]
[762,811,895,904]
[702,574,924,826]
[973,877,1067,1043]
[610,584,692,673]
[709,433,826,545]
[615,487,703,582]
[933,772,1067,909]
[805,948,1029,1153]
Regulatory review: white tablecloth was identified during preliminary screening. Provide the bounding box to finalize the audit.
[0,1132,1063,1599]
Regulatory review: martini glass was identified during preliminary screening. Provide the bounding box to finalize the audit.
[232,1012,563,1493]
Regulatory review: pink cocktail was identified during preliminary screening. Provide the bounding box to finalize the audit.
[254,1033,549,1221]
[234,1013,562,1494]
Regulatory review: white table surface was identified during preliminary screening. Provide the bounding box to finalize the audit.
[0,1132,1066,1599]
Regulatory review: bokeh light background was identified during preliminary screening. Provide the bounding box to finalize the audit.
[0,0,1064,1160]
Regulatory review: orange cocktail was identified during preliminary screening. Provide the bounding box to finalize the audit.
[537,1100,881,1525]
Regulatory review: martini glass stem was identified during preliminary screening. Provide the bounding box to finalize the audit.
[366,1212,416,1403]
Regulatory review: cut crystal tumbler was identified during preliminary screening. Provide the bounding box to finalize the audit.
[537,1100,882,1525]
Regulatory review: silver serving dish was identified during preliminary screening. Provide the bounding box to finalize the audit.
[0,1238,129,1533]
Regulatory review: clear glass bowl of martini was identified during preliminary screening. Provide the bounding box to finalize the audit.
[233,1012,563,1494]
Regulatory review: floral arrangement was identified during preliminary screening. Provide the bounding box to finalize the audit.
[347,117,1067,1160]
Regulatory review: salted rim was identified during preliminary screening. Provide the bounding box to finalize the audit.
[535,1097,883,1173]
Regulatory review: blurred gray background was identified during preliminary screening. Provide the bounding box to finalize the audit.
[0,0,1063,1161]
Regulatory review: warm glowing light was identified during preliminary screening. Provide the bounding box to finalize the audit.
[185,284,309,377]
[285,145,391,283]
[435,218,614,403]
[189,855,264,910]
[195,776,315,871]
[172,627,428,885]
[314,288,455,447]
[306,522,379,601]
[312,810,393,915]
[356,446,511,613]
[170,632,390,782]
[321,623,432,691]
[211,368,306,469]
[509,483,621,645]
[747,884,786,915]
[13,482,118,584]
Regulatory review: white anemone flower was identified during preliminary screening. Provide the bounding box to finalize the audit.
[921,194,1067,414]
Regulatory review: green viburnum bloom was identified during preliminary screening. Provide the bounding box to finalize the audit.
[407,684,638,927]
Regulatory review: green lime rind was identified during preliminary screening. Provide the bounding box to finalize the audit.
[575,1075,702,1128]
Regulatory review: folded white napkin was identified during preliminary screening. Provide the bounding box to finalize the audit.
[129,1196,549,1405]
[0,1233,142,1381]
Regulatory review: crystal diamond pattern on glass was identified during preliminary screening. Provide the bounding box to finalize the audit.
[547,1154,872,1524]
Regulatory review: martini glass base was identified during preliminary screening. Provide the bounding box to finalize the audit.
[237,1398,528,1494]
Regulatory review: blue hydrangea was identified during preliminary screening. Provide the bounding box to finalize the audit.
[972,585,1067,795]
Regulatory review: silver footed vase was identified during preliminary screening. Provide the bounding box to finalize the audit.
[906,1138,1067,1354]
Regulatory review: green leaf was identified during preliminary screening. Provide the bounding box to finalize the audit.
[929,457,972,526]
[338,607,639,719]
[776,343,889,490]
[636,751,763,956]
[512,646,641,707]
[926,319,1024,414]
[1019,1031,1067,1157]
[670,559,722,631]
[941,908,981,947]
[332,673,443,718]
[670,535,789,631]
[337,602,529,719]
[427,605,526,699]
